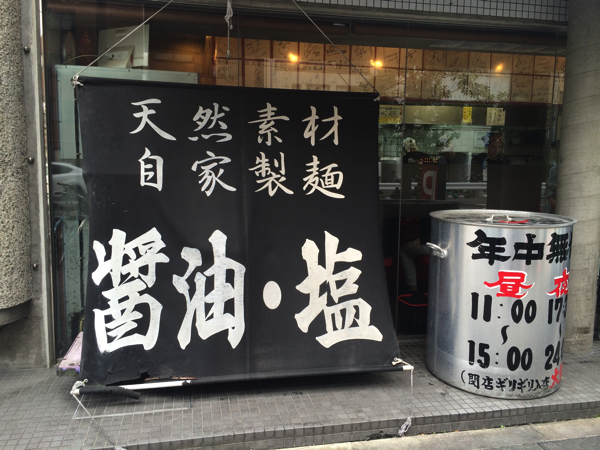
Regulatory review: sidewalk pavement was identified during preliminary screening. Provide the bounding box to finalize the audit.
[291,417,600,449]
[1,338,600,449]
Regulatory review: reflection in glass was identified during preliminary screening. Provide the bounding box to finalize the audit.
[42,0,564,344]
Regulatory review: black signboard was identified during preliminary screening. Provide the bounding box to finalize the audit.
[76,77,400,386]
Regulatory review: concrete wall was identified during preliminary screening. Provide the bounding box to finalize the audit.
[558,0,600,354]
[0,0,50,367]
[0,1,32,311]
[0,0,31,311]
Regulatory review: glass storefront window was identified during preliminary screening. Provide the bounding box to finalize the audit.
[42,0,565,352]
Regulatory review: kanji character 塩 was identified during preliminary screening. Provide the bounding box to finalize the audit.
[295,231,383,348]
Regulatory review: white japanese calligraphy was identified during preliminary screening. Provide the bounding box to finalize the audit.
[192,151,236,196]
[248,151,294,196]
[188,103,232,142]
[302,106,320,146]
[130,99,176,141]
[139,148,164,191]
[173,230,246,349]
[321,106,342,145]
[303,155,344,199]
[92,228,170,352]
[302,106,342,146]
[295,231,382,347]
[248,103,290,145]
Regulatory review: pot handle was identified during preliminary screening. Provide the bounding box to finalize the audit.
[486,213,513,223]
[426,242,447,258]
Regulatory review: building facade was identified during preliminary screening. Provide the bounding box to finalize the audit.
[1,0,598,368]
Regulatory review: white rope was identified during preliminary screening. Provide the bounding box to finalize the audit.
[71,380,127,450]
[225,0,234,59]
[290,0,379,97]
[71,0,174,87]
[62,54,98,65]
[391,357,414,437]
[397,417,412,437]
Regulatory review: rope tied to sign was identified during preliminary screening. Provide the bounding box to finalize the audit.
[71,0,174,87]
[225,0,234,59]
[391,357,414,437]
[70,380,127,450]
[397,417,412,437]
[290,0,380,99]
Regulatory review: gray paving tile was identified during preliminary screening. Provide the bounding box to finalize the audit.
[2,339,600,449]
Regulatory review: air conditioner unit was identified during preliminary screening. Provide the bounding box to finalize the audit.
[98,24,149,68]
[98,46,134,69]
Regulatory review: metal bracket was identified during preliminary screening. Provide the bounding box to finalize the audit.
[426,242,447,258]
[392,357,414,371]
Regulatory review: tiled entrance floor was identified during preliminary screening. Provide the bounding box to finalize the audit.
[1,338,600,450]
